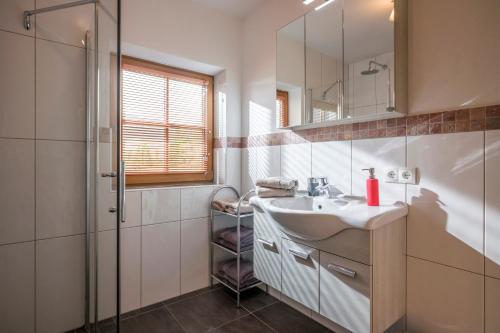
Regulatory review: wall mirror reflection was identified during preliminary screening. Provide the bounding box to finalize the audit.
[276,0,407,129]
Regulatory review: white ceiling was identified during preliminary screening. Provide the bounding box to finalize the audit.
[190,0,266,17]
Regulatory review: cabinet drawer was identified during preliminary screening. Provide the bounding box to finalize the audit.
[282,239,320,312]
[254,234,281,291]
[320,251,371,333]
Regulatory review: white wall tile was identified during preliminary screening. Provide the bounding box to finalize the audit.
[226,148,241,193]
[407,132,484,274]
[407,257,484,333]
[352,137,406,202]
[244,145,281,191]
[312,141,351,194]
[180,186,216,220]
[124,191,141,227]
[180,218,209,294]
[141,222,180,306]
[486,130,500,279]
[36,235,85,333]
[281,143,311,191]
[142,188,180,225]
[0,242,35,333]
[0,31,35,138]
[95,227,142,319]
[0,0,35,36]
[485,277,500,333]
[36,140,85,239]
[121,227,141,313]
[35,0,94,47]
[0,139,35,245]
[36,39,86,141]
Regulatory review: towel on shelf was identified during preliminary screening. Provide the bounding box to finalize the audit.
[217,259,258,288]
[256,186,296,198]
[212,199,253,215]
[255,177,298,190]
[215,226,254,251]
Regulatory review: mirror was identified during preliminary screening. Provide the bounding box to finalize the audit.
[276,0,407,129]
[276,16,305,128]
[305,0,344,124]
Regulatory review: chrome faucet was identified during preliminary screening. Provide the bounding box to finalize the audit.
[307,177,344,198]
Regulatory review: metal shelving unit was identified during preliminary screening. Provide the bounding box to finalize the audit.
[209,186,261,307]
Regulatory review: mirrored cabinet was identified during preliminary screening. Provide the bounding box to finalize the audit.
[276,0,407,129]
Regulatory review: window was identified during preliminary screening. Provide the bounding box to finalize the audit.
[122,56,214,185]
[276,90,289,128]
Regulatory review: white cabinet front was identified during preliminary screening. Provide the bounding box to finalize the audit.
[282,239,320,312]
[320,251,371,333]
[253,211,282,291]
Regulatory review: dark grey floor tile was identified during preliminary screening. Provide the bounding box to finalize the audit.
[210,314,276,333]
[120,307,184,333]
[98,320,117,333]
[164,285,221,306]
[166,288,248,333]
[253,302,333,333]
[238,288,279,313]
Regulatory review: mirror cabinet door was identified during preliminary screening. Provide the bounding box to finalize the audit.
[305,0,344,124]
[344,0,395,119]
[276,16,305,128]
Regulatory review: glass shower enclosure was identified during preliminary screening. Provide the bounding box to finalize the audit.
[23,0,123,331]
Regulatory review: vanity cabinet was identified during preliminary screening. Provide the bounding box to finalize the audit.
[253,207,406,333]
[320,252,371,333]
[253,208,282,291]
[282,239,320,311]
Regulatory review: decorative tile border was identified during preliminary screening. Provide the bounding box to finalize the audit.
[213,137,243,149]
[241,105,500,148]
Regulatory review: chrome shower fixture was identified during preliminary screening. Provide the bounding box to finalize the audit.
[360,60,395,112]
[360,60,388,76]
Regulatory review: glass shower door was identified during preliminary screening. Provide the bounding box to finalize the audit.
[91,0,122,331]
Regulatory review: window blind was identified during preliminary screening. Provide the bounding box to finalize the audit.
[276,90,289,128]
[122,57,213,185]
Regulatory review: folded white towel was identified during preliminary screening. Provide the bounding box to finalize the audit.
[256,186,296,198]
[255,177,298,190]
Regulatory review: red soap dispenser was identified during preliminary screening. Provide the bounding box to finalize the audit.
[362,168,379,206]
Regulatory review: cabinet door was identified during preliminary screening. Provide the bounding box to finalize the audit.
[253,211,282,291]
[320,251,371,333]
[282,239,320,312]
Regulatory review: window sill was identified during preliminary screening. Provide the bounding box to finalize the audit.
[125,181,218,191]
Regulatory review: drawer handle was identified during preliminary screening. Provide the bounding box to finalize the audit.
[257,238,275,248]
[328,264,356,278]
[289,248,310,260]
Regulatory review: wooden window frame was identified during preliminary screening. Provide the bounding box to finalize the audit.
[122,56,214,186]
[276,90,289,128]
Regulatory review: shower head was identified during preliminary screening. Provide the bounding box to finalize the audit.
[361,68,379,75]
[360,60,388,76]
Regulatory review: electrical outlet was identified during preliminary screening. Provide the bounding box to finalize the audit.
[384,168,399,183]
[398,168,416,184]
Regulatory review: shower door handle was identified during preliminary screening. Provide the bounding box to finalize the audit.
[119,161,126,223]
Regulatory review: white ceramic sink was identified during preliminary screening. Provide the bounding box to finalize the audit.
[250,195,408,241]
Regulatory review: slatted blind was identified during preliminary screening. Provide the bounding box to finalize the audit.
[122,57,213,185]
[276,90,289,128]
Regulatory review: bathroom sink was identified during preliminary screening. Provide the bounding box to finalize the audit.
[250,195,408,241]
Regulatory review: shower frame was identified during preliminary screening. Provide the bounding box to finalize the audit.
[22,1,123,332]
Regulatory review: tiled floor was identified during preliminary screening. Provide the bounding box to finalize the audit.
[74,286,334,333]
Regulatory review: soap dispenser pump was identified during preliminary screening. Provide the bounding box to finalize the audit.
[362,168,379,206]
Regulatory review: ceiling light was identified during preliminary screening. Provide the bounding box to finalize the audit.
[315,0,335,11]
[303,0,315,4]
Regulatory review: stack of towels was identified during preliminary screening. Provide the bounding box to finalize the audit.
[255,177,298,198]
[215,226,254,252]
[217,259,258,288]
[212,199,253,215]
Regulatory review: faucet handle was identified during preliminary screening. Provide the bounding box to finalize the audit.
[317,176,329,186]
